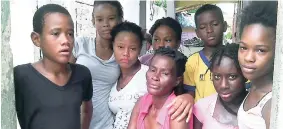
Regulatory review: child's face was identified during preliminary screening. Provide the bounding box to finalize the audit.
[212,56,245,103]
[146,55,178,96]
[195,10,227,47]
[33,12,74,64]
[113,32,141,69]
[152,25,179,50]
[93,4,121,40]
[238,24,275,81]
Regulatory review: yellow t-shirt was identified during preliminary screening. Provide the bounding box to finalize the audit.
[184,50,216,102]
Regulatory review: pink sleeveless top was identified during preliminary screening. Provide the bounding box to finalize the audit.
[136,93,192,129]
[194,94,239,129]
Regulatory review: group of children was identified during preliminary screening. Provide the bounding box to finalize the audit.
[13,0,278,129]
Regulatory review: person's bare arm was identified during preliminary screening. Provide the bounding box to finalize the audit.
[262,99,272,129]
[170,116,189,129]
[167,93,194,122]
[81,100,93,129]
[193,115,203,129]
[128,99,141,129]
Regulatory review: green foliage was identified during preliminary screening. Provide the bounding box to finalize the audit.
[153,0,167,9]
[225,31,232,39]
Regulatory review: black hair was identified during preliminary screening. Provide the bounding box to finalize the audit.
[33,4,71,34]
[144,33,152,45]
[209,43,241,73]
[149,17,182,41]
[203,43,244,80]
[209,43,248,115]
[153,47,188,95]
[110,21,144,49]
[92,0,123,20]
[240,1,278,37]
[194,4,224,27]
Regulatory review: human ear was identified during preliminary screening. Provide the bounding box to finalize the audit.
[31,32,41,47]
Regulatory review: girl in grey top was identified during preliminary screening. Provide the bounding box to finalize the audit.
[71,1,123,129]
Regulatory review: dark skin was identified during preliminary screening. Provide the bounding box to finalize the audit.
[195,10,227,60]
[151,25,195,121]
[70,3,194,123]
[113,32,142,91]
[69,4,122,63]
[238,24,275,129]
[194,56,246,129]
[113,31,193,122]
[31,12,92,129]
[128,55,188,129]
[93,4,121,60]
[152,25,180,50]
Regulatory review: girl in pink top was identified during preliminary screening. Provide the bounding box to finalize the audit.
[194,43,248,129]
[128,47,189,129]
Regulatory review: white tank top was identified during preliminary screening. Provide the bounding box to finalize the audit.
[108,64,149,129]
[238,92,272,129]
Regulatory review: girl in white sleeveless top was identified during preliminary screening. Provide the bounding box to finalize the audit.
[238,92,272,129]
[237,1,277,129]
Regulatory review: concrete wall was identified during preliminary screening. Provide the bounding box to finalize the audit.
[270,1,283,128]
[9,0,142,67]
[10,0,38,66]
[1,1,17,129]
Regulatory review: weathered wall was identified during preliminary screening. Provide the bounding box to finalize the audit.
[1,1,17,129]
[270,1,283,128]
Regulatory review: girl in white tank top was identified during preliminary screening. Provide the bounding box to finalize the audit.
[237,1,277,129]
[238,92,272,129]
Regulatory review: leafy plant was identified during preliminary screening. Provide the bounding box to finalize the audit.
[153,0,167,9]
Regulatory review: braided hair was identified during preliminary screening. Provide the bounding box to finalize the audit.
[209,43,240,71]
[209,43,247,115]
[154,47,187,95]
[202,44,241,78]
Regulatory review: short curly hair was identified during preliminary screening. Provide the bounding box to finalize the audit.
[194,4,224,28]
[149,17,182,41]
[240,1,278,37]
[33,4,72,34]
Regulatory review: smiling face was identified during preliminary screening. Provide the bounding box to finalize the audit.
[152,25,179,50]
[212,56,246,102]
[195,10,227,47]
[113,32,141,69]
[32,12,74,64]
[146,55,178,96]
[92,4,121,40]
[238,24,275,81]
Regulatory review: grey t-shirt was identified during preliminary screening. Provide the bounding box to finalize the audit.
[73,37,120,129]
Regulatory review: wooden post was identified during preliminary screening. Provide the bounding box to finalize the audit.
[270,0,283,128]
[139,0,146,29]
